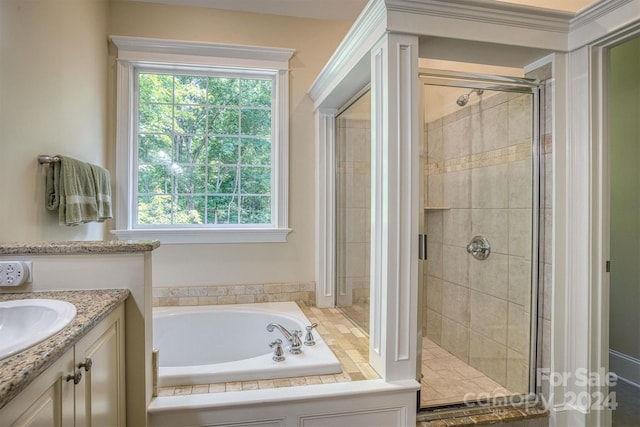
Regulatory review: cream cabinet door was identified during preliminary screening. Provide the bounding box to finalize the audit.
[74,305,125,427]
[0,350,75,427]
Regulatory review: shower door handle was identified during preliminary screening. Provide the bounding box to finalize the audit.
[467,236,490,260]
[418,234,428,260]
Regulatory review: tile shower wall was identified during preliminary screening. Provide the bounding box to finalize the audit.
[335,115,371,332]
[423,90,535,393]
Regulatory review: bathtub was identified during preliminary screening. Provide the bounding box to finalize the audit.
[153,301,342,387]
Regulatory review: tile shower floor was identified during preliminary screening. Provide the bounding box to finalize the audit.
[421,337,512,408]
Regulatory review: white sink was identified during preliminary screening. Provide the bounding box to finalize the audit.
[0,299,77,360]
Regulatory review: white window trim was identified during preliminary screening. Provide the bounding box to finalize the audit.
[110,36,294,244]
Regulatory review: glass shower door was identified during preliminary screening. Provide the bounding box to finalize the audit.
[335,91,372,334]
[419,73,539,408]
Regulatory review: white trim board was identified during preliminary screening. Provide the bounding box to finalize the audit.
[610,350,640,387]
[110,36,294,68]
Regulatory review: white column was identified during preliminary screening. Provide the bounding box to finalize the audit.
[552,46,601,427]
[369,32,421,382]
[315,110,337,308]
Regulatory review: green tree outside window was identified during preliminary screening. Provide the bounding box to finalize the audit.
[137,72,273,226]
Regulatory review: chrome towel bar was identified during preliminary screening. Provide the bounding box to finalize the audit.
[38,155,61,164]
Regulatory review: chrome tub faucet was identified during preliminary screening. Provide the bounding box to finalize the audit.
[266,322,303,354]
[269,339,285,362]
[304,323,318,346]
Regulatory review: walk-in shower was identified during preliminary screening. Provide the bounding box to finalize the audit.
[332,69,541,410]
[419,69,541,408]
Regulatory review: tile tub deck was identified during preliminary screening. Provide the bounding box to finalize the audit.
[155,302,379,397]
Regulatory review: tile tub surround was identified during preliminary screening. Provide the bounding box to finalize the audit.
[0,240,160,255]
[0,289,129,409]
[152,282,316,307]
[155,302,378,397]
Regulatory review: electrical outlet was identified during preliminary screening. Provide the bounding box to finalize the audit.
[0,261,32,286]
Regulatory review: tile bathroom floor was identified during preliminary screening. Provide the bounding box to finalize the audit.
[336,302,369,334]
[420,337,512,408]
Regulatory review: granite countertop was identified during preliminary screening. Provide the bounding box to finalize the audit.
[0,289,130,409]
[0,240,160,255]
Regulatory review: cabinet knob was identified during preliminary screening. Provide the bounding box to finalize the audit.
[66,369,83,385]
[79,358,93,372]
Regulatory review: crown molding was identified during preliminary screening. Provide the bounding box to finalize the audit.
[307,0,640,107]
[386,0,572,33]
[570,0,633,29]
[568,0,639,49]
[308,0,576,107]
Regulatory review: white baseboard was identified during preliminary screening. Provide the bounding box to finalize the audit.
[609,349,640,388]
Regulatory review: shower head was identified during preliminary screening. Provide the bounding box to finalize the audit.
[456,94,470,107]
[456,89,484,107]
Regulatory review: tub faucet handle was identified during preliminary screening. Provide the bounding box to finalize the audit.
[304,323,318,346]
[269,339,285,362]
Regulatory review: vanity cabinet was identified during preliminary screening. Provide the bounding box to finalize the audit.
[0,304,125,426]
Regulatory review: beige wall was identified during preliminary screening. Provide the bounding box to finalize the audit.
[108,1,352,287]
[0,0,353,287]
[609,36,640,360]
[0,0,109,242]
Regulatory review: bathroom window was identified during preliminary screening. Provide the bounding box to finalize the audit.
[136,71,273,226]
[111,37,294,243]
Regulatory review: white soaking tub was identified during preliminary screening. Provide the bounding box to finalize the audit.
[153,301,342,387]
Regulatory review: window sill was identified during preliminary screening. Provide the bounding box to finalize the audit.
[111,228,292,244]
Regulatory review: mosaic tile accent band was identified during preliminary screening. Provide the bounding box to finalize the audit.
[425,142,534,176]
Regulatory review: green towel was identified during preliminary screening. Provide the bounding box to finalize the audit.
[45,156,112,226]
[90,163,112,221]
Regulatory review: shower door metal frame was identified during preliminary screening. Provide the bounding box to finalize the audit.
[418,68,543,403]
